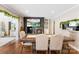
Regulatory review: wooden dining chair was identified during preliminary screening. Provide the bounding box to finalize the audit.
[36,34,49,54]
[19,31,32,53]
[49,35,64,54]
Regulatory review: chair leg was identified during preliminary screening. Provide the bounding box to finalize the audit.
[68,48,71,54]
[59,50,62,54]
[46,51,48,54]
[49,51,51,54]
[31,46,32,53]
[20,45,24,54]
[35,50,37,54]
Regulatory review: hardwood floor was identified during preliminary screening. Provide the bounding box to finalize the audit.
[0,41,78,54]
[0,42,16,54]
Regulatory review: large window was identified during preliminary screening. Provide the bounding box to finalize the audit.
[60,19,79,31]
[0,12,18,37]
[24,17,44,34]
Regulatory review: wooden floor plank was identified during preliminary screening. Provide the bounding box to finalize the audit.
[0,41,78,54]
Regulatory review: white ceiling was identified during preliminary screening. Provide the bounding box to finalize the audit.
[2,4,77,19]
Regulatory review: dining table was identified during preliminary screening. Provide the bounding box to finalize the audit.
[21,34,75,53]
[26,34,75,41]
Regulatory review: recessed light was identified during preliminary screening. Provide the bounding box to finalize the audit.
[51,10,55,14]
[25,10,29,13]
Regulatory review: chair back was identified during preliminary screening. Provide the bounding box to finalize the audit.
[20,31,26,39]
[36,34,49,50]
[50,35,64,50]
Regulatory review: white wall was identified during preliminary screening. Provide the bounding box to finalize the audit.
[49,19,53,34]
[55,5,79,37]
[54,5,79,49]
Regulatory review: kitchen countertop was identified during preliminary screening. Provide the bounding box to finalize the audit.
[0,37,16,47]
[0,36,16,38]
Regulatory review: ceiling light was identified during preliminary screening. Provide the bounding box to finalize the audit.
[25,10,29,13]
[51,10,55,14]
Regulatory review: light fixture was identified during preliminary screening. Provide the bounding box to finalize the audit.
[51,10,55,14]
[25,10,29,13]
